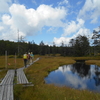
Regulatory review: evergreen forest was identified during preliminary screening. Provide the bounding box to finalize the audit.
[0,34,100,57]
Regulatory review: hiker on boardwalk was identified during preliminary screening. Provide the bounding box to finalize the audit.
[27,52,31,65]
[30,52,34,63]
[23,52,28,67]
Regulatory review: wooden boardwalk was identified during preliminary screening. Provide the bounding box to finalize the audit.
[17,68,29,84]
[0,70,15,100]
[0,58,39,100]
[17,58,40,84]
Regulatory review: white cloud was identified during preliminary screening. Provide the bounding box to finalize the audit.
[32,0,37,5]
[2,14,12,25]
[62,18,84,37]
[77,1,82,5]
[78,0,100,23]
[37,4,67,26]
[0,3,67,41]
[0,0,12,13]
[53,27,91,46]
[53,37,71,46]
[47,27,58,34]
[58,0,68,6]
[11,4,66,31]
[0,26,4,31]
[73,28,91,39]
[94,26,100,32]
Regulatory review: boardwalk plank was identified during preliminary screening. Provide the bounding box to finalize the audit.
[17,68,29,84]
[3,86,8,100]
[0,70,15,100]
[7,86,10,100]
[0,86,4,100]
[10,85,13,100]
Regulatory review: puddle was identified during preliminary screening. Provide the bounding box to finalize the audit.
[45,63,100,93]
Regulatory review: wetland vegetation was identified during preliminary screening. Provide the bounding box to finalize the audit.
[1,55,100,100]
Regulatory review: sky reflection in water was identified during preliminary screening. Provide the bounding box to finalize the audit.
[45,63,100,93]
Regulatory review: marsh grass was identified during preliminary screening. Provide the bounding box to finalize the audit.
[15,56,100,100]
[0,55,100,100]
[0,55,24,69]
[86,60,100,66]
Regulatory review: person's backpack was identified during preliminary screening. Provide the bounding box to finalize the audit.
[27,54,30,59]
[23,54,27,59]
[30,54,33,58]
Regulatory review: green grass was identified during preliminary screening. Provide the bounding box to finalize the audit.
[0,55,100,100]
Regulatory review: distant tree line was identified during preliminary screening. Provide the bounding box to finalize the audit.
[0,33,100,57]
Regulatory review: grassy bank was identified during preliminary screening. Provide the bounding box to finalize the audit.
[0,55,100,100]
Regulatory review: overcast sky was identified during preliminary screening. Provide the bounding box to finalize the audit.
[0,0,100,45]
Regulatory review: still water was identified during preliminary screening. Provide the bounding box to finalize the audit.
[45,63,100,93]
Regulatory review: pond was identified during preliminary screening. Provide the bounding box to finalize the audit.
[44,62,100,93]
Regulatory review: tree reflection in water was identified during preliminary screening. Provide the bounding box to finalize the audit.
[45,62,100,93]
[93,65,100,86]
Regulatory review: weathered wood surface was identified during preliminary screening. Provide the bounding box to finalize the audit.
[0,70,15,100]
[0,70,15,85]
[17,68,29,84]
